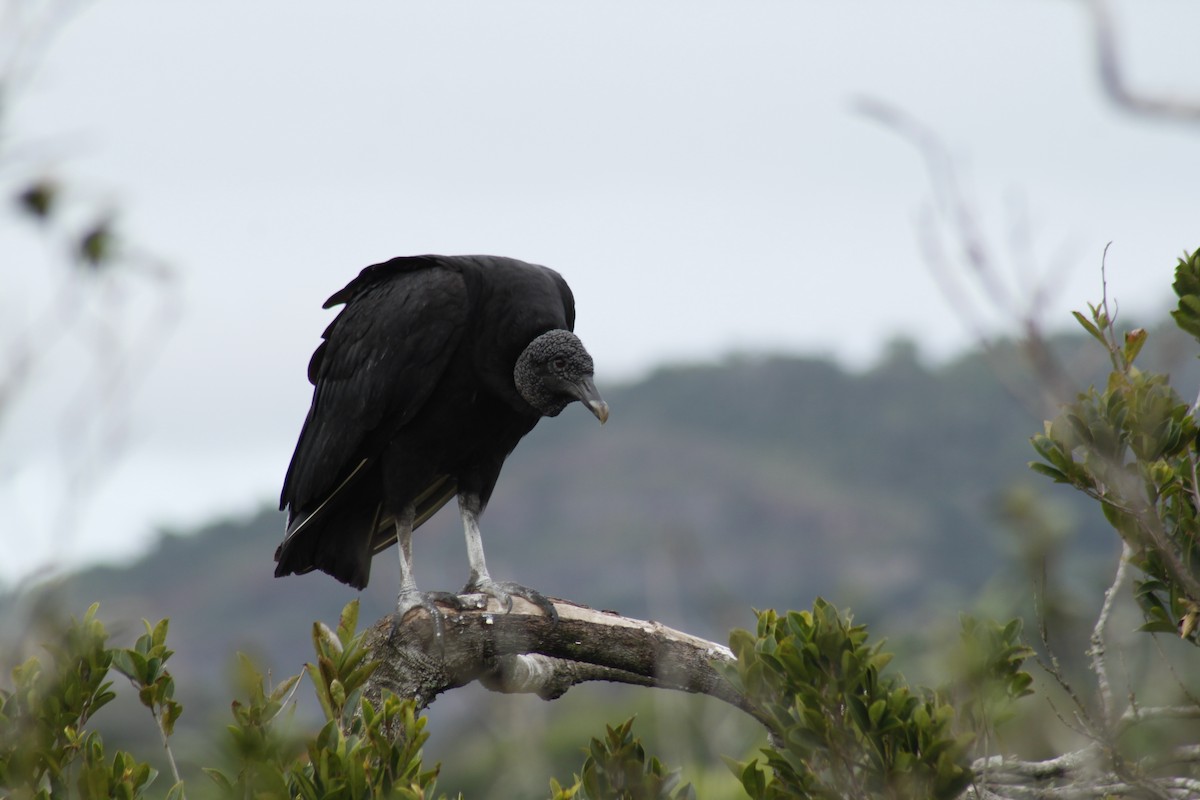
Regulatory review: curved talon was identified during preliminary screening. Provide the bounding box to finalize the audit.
[462,578,559,623]
[396,589,467,642]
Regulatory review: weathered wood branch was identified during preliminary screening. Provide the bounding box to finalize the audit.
[361,595,772,731]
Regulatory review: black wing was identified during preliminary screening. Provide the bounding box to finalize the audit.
[277,258,468,560]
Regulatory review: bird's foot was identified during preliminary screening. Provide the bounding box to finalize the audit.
[461,578,560,623]
[395,589,467,641]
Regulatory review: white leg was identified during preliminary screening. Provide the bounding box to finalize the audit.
[391,504,465,637]
[457,493,556,621]
[459,494,492,588]
[395,505,419,600]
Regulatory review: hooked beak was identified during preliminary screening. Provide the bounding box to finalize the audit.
[571,375,610,424]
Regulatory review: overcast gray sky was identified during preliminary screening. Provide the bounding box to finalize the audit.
[2,0,1198,585]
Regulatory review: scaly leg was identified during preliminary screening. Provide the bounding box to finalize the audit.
[395,505,420,595]
[459,493,558,622]
[394,504,462,638]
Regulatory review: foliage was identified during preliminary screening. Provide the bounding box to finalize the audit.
[550,719,695,800]
[208,652,303,794]
[110,619,183,740]
[721,599,977,800]
[109,618,185,795]
[4,595,1040,800]
[1030,247,1200,643]
[1,600,447,800]
[201,599,446,799]
[946,616,1035,735]
[0,604,158,799]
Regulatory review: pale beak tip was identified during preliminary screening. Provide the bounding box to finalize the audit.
[589,399,610,425]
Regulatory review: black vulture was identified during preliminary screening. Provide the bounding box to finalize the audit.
[275,255,608,625]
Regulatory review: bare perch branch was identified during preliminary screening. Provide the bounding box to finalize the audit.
[360,596,772,730]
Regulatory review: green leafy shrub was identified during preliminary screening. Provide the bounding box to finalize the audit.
[1,600,445,800]
[207,600,444,799]
[1030,247,1200,643]
[550,718,695,800]
[948,616,1035,731]
[0,604,158,799]
[722,599,975,800]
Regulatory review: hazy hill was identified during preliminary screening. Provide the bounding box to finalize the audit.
[6,321,1198,797]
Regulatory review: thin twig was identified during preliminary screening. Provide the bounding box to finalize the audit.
[149,705,184,793]
[1189,455,1200,527]
[1117,704,1200,735]
[267,673,303,725]
[857,96,1080,410]
[1087,542,1132,725]
[1032,559,1095,731]
[1086,0,1200,124]
[1149,633,1200,711]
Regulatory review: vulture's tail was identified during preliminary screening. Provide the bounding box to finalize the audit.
[274,459,378,589]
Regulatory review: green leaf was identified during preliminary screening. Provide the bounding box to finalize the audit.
[151,619,170,649]
[313,621,342,657]
[109,650,141,682]
[868,698,887,726]
[204,767,233,791]
[1123,328,1148,365]
[336,600,360,647]
[269,673,302,704]
[1072,310,1105,344]
[740,758,766,798]
[306,662,335,722]
[1138,619,1180,634]
[1028,462,1068,483]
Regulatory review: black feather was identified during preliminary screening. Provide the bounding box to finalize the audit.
[275,255,598,590]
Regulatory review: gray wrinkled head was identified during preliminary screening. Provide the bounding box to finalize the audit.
[514,329,609,422]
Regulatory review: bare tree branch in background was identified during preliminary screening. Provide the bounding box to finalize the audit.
[854,97,1083,412]
[0,3,180,582]
[858,71,1200,795]
[1086,0,1200,124]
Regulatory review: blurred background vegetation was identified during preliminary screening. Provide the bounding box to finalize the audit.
[7,318,1200,797]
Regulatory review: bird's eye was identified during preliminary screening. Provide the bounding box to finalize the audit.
[552,357,567,370]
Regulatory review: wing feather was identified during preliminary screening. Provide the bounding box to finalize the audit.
[279,259,468,522]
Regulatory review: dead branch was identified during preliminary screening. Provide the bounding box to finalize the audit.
[855,96,1081,411]
[361,595,773,732]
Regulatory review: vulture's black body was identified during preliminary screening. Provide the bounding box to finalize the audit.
[276,254,603,592]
